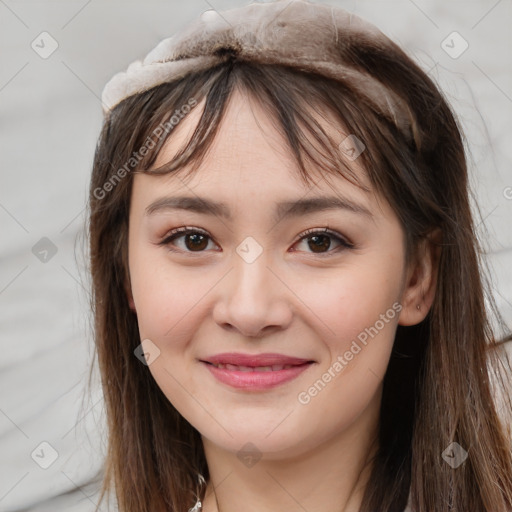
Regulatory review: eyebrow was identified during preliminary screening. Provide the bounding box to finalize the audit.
[145,195,372,222]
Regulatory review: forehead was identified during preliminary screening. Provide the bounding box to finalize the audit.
[139,87,377,212]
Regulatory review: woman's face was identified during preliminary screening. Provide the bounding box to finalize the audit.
[127,89,417,459]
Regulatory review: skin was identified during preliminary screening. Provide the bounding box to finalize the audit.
[127,87,438,512]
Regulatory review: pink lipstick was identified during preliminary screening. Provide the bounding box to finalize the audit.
[200,352,314,390]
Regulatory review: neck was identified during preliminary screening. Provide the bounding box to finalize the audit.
[200,388,381,512]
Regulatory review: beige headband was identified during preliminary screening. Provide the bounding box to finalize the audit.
[101,0,412,137]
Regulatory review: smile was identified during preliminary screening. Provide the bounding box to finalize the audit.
[208,363,296,371]
[199,353,315,390]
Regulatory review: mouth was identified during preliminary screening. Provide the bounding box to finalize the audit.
[204,362,299,371]
[199,353,315,390]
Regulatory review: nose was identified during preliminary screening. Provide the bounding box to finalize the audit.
[212,248,293,339]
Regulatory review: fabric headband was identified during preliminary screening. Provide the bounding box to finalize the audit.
[101,0,413,138]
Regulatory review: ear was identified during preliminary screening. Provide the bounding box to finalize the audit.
[398,229,442,326]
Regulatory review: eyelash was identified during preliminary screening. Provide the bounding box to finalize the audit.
[158,226,354,257]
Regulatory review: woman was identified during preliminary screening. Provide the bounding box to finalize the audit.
[88,1,512,510]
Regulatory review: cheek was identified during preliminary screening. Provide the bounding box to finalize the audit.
[294,259,402,406]
[292,299,399,449]
[129,246,210,344]
[294,257,402,347]
[128,250,210,410]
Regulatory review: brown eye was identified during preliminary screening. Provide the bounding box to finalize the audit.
[159,226,353,256]
[183,233,209,251]
[294,228,353,256]
[307,234,332,253]
[160,228,216,253]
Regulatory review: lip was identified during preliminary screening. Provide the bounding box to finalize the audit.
[199,352,315,390]
[202,352,313,366]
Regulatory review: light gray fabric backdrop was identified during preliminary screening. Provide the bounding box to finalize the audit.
[1,0,511,510]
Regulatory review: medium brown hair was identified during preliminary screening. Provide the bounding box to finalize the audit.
[87,27,512,512]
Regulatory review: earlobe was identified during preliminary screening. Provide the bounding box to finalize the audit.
[398,229,442,326]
